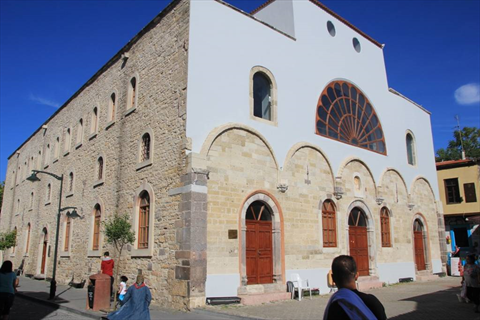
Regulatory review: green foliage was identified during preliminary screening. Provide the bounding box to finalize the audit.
[0,181,4,212]
[103,214,135,251]
[436,126,480,161]
[0,229,17,251]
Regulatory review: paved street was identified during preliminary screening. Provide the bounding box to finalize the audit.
[10,296,91,320]
[202,276,477,320]
[14,275,478,320]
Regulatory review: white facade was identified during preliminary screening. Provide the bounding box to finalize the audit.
[186,0,438,199]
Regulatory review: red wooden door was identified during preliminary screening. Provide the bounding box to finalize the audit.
[349,226,369,276]
[414,231,426,271]
[41,241,47,274]
[246,220,273,285]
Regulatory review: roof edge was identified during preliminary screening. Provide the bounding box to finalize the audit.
[8,0,183,160]
[388,88,431,115]
[308,0,383,48]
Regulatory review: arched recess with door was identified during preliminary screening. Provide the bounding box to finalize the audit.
[346,200,376,277]
[37,227,49,276]
[239,191,284,288]
[412,213,431,272]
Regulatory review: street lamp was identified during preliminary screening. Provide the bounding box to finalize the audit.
[27,170,82,300]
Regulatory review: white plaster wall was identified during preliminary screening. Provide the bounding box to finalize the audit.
[377,262,416,284]
[253,0,296,37]
[205,274,240,298]
[186,0,439,199]
[286,268,331,294]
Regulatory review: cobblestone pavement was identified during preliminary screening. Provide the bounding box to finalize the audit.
[202,276,476,320]
[10,295,92,320]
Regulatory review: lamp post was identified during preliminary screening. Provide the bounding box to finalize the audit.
[27,170,81,300]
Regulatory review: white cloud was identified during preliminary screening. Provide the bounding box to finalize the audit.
[454,83,480,105]
[29,94,60,108]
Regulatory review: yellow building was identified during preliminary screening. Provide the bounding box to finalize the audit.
[437,159,480,254]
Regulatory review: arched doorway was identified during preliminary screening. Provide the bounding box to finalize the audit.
[414,219,426,271]
[348,207,369,276]
[40,228,48,274]
[246,201,273,285]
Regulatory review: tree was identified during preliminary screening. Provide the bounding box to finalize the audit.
[436,126,480,161]
[0,229,17,254]
[103,214,135,310]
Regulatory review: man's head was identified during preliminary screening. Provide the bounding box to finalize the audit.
[104,252,109,257]
[331,255,358,289]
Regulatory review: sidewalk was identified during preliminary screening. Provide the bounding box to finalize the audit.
[201,276,476,320]
[16,276,249,320]
[17,275,476,320]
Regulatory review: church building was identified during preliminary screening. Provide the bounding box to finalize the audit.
[1,0,447,309]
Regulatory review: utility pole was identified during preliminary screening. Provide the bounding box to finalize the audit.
[455,115,466,160]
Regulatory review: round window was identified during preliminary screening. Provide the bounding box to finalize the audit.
[327,21,336,37]
[353,37,361,53]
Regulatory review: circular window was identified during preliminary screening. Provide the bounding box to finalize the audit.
[327,21,336,37]
[353,38,361,53]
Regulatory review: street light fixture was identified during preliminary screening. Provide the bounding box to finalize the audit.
[27,169,81,300]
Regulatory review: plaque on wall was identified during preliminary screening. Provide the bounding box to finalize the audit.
[228,230,238,239]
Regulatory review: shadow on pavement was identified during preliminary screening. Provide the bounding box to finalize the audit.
[18,290,70,304]
[390,286,480,319]
[11,295,62,320]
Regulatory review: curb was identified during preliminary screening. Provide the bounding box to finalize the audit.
[17,292,103,320]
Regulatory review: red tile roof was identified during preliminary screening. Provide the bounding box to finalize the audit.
[436,159,474,167]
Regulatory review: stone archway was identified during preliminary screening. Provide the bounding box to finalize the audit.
[346,201,376,276]
[239,192,284,287]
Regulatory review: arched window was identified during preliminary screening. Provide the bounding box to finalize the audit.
[91,107,98,134]
[46,183,52,202]
[108,93,116,122]
[316,81,386,154]
[97,157,104,180]
[54,137,60,159]
[30,191,34,209]
[68,172,74,193]
[253,72,272,120]
[141,134,151,162]
[37,150,42,170]
[93,204,101,250]
[76,119,83,145]
[64,128,71,152]
[406,132,416,165]
[128,77,137,111]
[380,207,391,247]
[64,217,71,252]
[322,200,337,247]
[45,144,50,166]
[16,199,20,212]
[138,191,150,249]
[348,208,367,227]
[12,227,17,254]
[25,223,31,254]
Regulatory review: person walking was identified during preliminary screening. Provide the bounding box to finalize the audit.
[324,255,386,320]
[0,261,19,320]
[117,276,128,305]
[107,274,152,320]
[101,252,114,297]
[462,254,480,313]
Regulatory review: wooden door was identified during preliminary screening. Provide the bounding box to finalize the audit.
[349,226,369,276]
[41,241,47,274]
[414,231,426,271]
[246,220,273,285]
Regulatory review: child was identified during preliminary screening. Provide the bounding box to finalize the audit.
[118,276,128,304]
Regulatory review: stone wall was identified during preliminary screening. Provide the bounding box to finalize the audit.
[1,0,191,309]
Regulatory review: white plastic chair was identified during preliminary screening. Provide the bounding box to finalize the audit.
[291,273,312,301]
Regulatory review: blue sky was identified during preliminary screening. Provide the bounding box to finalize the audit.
[1,0,479,182]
